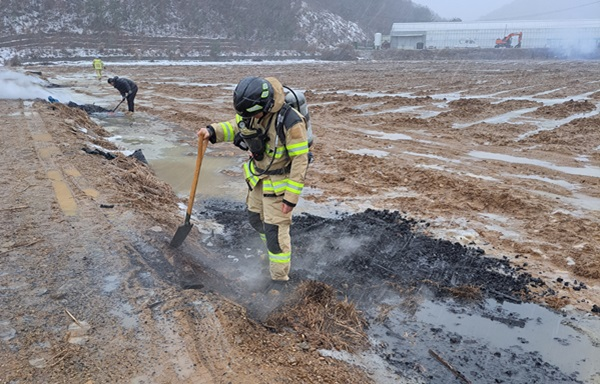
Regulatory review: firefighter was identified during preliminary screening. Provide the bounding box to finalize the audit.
[92,57,104,80]
[108,76,138,113]
[197,76,310,282]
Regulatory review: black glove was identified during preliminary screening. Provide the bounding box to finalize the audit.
[205,126,217,144]
[233,132,249,151]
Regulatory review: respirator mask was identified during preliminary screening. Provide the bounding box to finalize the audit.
[237,118,268,161]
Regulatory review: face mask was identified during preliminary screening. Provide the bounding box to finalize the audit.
[238,119,268,161]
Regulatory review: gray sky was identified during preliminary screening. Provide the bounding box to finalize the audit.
[414,0,515,21]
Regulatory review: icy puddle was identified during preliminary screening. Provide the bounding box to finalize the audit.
[363,129,433,144]
[365,295,600,383]
[469,151,600,178]
[91,112,245,200]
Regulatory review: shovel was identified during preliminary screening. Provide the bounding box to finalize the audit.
[170,138,208,248]
[111,97,126,112]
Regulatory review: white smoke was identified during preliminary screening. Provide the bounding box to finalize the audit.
[0,70,54,100]
[547,32,600,58]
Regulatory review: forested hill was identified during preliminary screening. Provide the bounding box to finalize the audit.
[0,0,439,45]
[303,0,440,34]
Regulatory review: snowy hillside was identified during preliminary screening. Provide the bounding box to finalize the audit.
[0,0,440,63]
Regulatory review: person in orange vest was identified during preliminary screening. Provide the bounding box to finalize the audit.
[92,57,104,80]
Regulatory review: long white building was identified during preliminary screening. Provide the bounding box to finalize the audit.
[389,20,600,52]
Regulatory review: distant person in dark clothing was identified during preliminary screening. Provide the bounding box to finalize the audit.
[108,76,138,113]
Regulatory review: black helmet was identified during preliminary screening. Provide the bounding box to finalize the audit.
[108,76,118,84]
[233,77,274,118]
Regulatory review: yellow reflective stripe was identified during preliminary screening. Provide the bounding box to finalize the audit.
[243,161,260,188]
[269,251,291,263]
[271,180,288,194]
[261,83,270,98]
[286,141,309,156]
[286,179,303,195]
[265,144,286,159]
[263,180,276,194]
[263,179,304,195]
[259,233,266,244]
[264,180,290,194]
[219,121,235,142]
[247,104,263,113]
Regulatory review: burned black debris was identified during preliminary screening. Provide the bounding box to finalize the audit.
[195,200,587,383]
[203,203,544,303]
[67,101,111,114]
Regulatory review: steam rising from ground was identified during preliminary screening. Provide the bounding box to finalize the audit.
[0,70,52,100]
[549,35,600,57]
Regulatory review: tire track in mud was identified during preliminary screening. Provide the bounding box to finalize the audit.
[0,100,224,383]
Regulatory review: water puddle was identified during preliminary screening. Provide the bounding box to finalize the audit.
[448,90,599,132]
[428,91,466,101]
[510,173,580,190]
[533,190,600,213]
[91,112,245,200]
[360,105,442,119]
[469,151,600,178]
[575,155,591,163]
[363,129,435,144]
[478,212,522,241]
[364,129,414,141]
[345,149,389,158]
[365,294,600,383]
[530,87,566,97]
[452,107,539,129]
[416,163,500,182]
[404,151,462,164]
[516,108,600,141]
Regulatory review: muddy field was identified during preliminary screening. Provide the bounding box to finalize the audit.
[1,59,600,383]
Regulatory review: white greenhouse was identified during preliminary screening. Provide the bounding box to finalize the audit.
[389,20,600,51]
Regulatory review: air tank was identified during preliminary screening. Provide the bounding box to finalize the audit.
[285,90,313,147]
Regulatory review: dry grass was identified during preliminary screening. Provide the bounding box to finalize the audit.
[445,285,483,301]
[266,281,369,353]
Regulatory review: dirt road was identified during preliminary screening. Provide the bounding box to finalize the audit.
[0,99,374,383]
[1,59,600,383]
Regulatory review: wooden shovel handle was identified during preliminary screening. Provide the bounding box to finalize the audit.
[185,139,208,218]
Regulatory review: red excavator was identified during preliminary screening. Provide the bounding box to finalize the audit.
[495,32,522,48]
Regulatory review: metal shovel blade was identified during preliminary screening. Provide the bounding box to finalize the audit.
[170,221,193,248]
